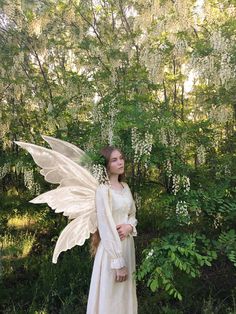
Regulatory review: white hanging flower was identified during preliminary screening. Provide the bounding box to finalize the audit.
[197,145,206,165]
[176,201,188,215]
[209,105,233,124]
[146,248,154,260]
[190,30,236,88]
[96,99,119,145]
[165,159,172,178]
[172,174,181,195]
[134,192,142,210]
[91,164,110,186]
[0,163,10,179]
[15,161,24,176]
[169,129,180,147]
[182,176,190,193]
[176,200,190,224]
[159,128,168,146]
[131,127,153,167]
[24,169,34,190]
[213,213,223,229]
[172,174,190,194]
[34,182,41,195]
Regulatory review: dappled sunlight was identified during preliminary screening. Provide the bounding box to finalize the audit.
[21,234,36,257]
[1,232,36,259]
[7,214,36,229]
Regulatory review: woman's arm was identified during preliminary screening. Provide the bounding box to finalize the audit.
[127,198,138,237]
[116,185,138,240]
[96,185,126,269]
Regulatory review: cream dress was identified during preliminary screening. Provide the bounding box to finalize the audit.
[86,182,138,314]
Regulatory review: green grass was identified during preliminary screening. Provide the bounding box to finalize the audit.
[1,200,236,313]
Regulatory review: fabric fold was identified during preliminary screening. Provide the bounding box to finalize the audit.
[96,185,126,269]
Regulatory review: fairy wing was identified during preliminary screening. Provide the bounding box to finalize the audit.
[15,137,99,263]
[41,135,89,166]
[15,141,97,189]
[52,213,97,263]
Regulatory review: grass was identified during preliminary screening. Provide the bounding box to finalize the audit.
[1,203,236,313]
[7,213,36,229]
[1,231,36,259]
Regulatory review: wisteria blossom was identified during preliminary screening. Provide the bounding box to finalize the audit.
[131,127,153,167]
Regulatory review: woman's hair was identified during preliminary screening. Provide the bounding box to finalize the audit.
[89,145,125,257]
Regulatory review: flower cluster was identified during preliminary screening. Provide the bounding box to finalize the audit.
[209,105,233,124]
[172,175,190,195]
[176,200,190,225]
[190,30,236,88]
[140,49,164,83]
[174,39,188,59]
[131,127,153,167]
[91,164,111,186]
[28,19,42,36]
[34,182,41,195]
[107,104,119,146]
[213,213,223,229]
[95,99,119,146]
[92,101,103,124]
[176,200,188,216]
[24,169,35,190]
[164,159,172,178]
[134,192,142,211]
[169,129,180,147]
[182,176,190,194]
[159,128,168,146]
[159,128,180,147]
[172,174,181,195]
[216,164,232,179]
[197,145,206,165]
[0,163,11,180]
[145,248,154,260]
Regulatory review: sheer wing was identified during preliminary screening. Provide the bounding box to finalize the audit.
[30,186,95,219]
[52,214,97,263]
[41,135,89,166]
[14,141,97,189]
[15,137,99,263]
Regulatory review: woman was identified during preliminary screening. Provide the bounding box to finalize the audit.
[86,146,138,314]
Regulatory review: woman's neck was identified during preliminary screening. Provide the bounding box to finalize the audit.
[109,175,124,190]
[109,174,120,185]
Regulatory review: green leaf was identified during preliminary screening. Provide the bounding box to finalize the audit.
[150,279,158,292]
[177,293,183,301]
[204,260,212,266]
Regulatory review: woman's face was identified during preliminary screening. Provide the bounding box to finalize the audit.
[108,149,124,175]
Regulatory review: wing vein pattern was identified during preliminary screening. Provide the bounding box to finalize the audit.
[15,136,99,263]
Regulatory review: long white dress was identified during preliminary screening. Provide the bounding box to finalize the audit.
[86,181,138,314]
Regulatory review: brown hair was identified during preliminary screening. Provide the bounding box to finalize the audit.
[89,146,125,257]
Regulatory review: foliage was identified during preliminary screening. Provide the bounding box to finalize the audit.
[217,229,236,267]
[137,233,217,301]
[1,0,236,312]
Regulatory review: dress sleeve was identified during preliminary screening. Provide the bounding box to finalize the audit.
[127,197,138,237]
[96,185,126,269]
[125,183,138,237]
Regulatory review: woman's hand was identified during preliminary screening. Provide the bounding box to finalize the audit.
[115,266,128,282]
[116,224,133,241]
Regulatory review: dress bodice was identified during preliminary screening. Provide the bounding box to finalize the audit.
[110,183,133,225]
